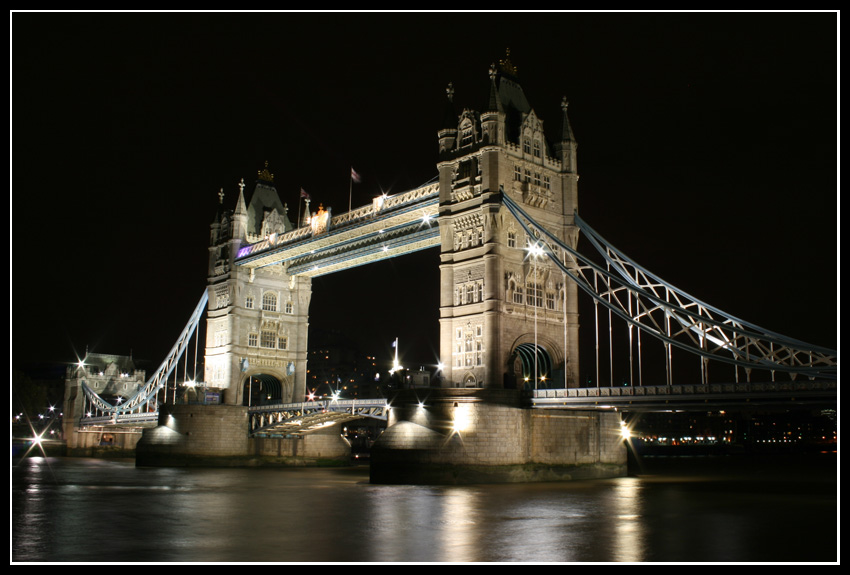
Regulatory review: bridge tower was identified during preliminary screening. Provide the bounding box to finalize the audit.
[437,55,580,390]
[204,163,311,406]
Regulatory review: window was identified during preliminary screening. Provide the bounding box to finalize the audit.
[278,336,288,350]
[514,166,522,181]
[533,172,541,187]
[245,295,254,309]
[543,175,551,191]
[546,292,556,310]
[533,140,541,158]
[523,139,531,154]
[248,333,258,347]
[261,331,276,349]
[513,286,524,304]
[262,292,277,312]
[285,300,293,314]
[507,230,517,248]
[527,282,543,307]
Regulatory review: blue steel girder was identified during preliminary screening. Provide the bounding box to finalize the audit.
[501,194,837,380]
[248,399,388,436]
[235,182,440,277]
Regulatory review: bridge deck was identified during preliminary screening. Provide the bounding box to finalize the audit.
[529,381,837,411]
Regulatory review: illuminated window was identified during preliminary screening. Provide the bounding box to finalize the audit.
[262,292,277,312]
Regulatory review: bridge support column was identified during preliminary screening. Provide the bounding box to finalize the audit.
[135,404,351,467]
[370,389,626,484]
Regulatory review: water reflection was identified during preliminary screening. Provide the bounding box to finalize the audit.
[12,455,837,563]
[610,478,644,562]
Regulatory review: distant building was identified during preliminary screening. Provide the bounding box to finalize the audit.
[63,353,147,453]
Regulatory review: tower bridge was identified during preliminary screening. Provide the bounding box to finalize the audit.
[65,56,836,480]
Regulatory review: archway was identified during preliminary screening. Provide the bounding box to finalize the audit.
[242,373,284,406]
[513,342,553,390]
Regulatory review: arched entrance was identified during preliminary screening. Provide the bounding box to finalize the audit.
[513,342,553,390]
[242,373,284,406]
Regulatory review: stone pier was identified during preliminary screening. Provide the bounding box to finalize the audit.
[370,389,627,484]
[135,404,351,467]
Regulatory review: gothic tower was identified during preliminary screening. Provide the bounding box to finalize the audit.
[437,54,580,390]
[205,163,311,405]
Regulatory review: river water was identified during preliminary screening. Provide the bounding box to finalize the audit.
[12,452,837,563]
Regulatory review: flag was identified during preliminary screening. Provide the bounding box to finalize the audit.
[300,188,310,199]
[351,167,362,183]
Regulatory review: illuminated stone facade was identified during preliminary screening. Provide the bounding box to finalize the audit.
[63,353,147,452]
[437,58,580,390]
[205,167,311,405]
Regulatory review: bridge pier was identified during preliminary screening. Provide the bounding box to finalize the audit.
[135,404,351,467]
[370,389,627,484]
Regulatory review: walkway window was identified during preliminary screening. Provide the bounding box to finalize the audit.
[262,292,277,312]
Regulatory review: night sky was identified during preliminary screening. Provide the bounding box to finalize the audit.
[11,12,838,383]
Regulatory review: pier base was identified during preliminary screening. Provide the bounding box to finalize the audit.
[135,404,351,467]
[370,389,627,484]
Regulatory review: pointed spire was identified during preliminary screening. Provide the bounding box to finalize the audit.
[234,178,248,215]
[486,63,504,113]
[442,82,458,129]
[559,97,576,143]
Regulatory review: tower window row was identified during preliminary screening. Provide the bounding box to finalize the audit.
[245,293,294,314]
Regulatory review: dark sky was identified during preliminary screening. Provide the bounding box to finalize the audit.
[12,12,838,381]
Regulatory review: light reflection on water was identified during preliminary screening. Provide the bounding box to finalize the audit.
[12,454,837,563]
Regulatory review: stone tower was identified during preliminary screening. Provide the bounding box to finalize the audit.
[437,55,580,390]
[205,163,311,405]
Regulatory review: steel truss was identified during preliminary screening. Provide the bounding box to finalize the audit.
[80,291,209,421]
[502,194,836,382]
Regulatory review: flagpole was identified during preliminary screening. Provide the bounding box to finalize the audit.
[349,167,353,213]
